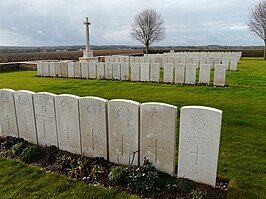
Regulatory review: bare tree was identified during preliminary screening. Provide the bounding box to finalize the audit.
[130,9,165,54]
[247,0,266,60]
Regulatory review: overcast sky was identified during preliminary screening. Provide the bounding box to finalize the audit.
[0,0,263,47]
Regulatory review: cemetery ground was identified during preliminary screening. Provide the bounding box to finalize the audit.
[0,57,265,198]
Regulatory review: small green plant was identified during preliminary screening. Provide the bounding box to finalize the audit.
[20,145,43,163]
[167,177,195,193]
[90,164,106,180]
[191,188,208,199]
[45,145,59,162]
[126,160,160,197]
[108,166,126,183]
[11,142,27,156]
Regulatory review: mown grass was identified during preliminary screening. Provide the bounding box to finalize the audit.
[0,57,265,198]
[0,158,139,199]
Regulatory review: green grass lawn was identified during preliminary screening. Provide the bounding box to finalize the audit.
[0,57,265,198]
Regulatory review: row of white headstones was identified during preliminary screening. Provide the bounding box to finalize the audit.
[37,61,229,86]
[107,52,240,69]
[0,88,222,187]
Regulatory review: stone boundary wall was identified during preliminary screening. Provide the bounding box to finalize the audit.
[0,89,223,187]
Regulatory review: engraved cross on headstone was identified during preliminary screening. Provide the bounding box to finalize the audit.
[64,124,72,140]
[191,145,205,166]
[87,128,99,151]
[83,17,91,50]
[149,138,164,163]
[116,134,129,156]
[23,117,30,132]
[4,114,11,130]
[36,106,53,140]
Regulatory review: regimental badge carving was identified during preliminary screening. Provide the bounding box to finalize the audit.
[87,104,96,114]
[192,117,208,131]
[60,99,72,112]
[18,95,29,105]
[116,107,130,119]
[151,111,162,122]
[0,93,9,102]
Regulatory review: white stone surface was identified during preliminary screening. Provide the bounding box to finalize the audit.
[14,90,37,144]
[105,63,113,79]
[175,63,186,84]
[108,99,140,165]
[150,63,160,82]
[140,63,150,82]
[178,106,222,187]
[214,64,227,86]
[199,64,211,85]
[79,97,108,159]
[230,57,238,71]
[140,103,177,176]
[55,62,62,77]
[33,92,58,147]
[0,89,19,137]
[68,62,75,78]
[55,94,81,154]
[222,57,229,70]
[121,62,130,80]
[185,63,197,85]
[49,62,56,77]
[164,63,174,83]
[113,63,121,80]
[130,63,140,81]
[81,62,89,79]
[97,62,105,79]
[89,62,97,79]
[74,62,82,78]
[37,62,44,76]
[61,62,68,77]
[43,62,50,76]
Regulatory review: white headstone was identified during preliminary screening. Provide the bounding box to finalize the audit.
[222,57,229,70]
[61,62,68,77]
[33,92,58,147]
[55,62,62,77]
[37,62,44,76]
[49,62,56,77]
[79,97,108,159]
[113,63,121,80]
[14,90,37,144]
[193,56,200,68]
[105,63,113,79]
[81,62,89,79]
[130,63,140,81]
[68,62,75,78]
[150,63,160,82]
[108,99,140,165]
[230,57,238,71]
[199,64,211,85]
[74,62,82,78]
[0,89,19,137]
[164,63,174,83]
[140,63,150,82]
[178,106,222,187]
[175,63,186,84]
[214,64,227,86]
[121,62,130,80]
[140,103,177,176]
[55,94,81,154]
[43,62,50,77]
[97,62,105,79]
[89,62,97,79]
[185,63,197,85]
